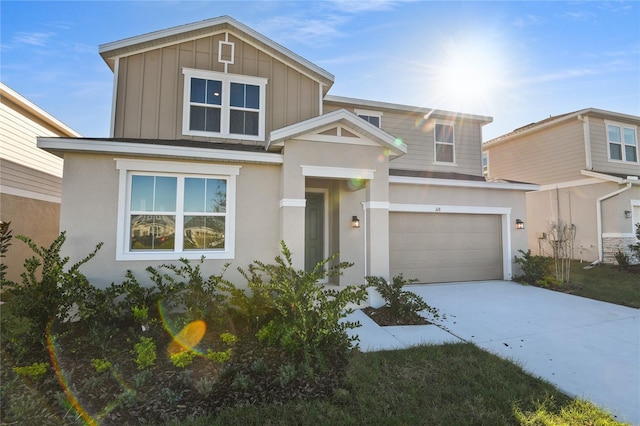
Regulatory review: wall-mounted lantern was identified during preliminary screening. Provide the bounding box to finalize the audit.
[352,216,360,228]
[516,219,525,230]
[625,210,632,219]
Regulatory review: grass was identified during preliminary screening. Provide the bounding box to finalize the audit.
[564,260,640,308]
[174,343,625,426]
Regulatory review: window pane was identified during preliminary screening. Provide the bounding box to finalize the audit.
[230,83,245,107]
[205,108,221,132]
[206,80,222,105]
[623,128,636,146]
[190,106,206,131]
[131,175,154,211]
[625,145,637,162]
[436,143,454,162]
[207,179,226,213]
[610,143,623,160]
[245,84,259,109]
[155,177,177,212]
[190,78,206,103]
[608,125,621,143]
[184,216,225,250]
[184,178,205,212]
[435,124,453,143]
[230,110,259,135]
[130,215,175,250]
[368,116,380,127]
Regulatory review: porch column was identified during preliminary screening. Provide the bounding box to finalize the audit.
[365,174,390,280]
[279,154,306,270]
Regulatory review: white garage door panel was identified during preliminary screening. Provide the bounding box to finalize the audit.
[389,213,502,283]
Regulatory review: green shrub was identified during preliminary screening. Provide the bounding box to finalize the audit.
[247,241,367,365]
[0,232,102,347]
[133,336,156,370]
[614,249,631,271]
[170,351,196,368]
[629,223,640,263]
[514,249,553,285]
[365,274,440,323]
[0,220,12,285]
[90,358,112,373]
[13,362,49,381]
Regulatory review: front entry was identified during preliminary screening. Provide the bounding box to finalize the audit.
[305,191,325,272]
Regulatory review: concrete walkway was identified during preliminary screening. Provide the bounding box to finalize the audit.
[346,280,639,425]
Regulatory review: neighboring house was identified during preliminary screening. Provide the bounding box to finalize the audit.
[483,109,640,264]
[38,16,533,291]
[0,82,81,283]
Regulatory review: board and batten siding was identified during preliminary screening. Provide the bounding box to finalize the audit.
[588,117,640,176]
[485,119,586,185]
[323,102,484,175]
[113,33,321,141]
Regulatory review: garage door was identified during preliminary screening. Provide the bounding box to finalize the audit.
[389,213,503,283]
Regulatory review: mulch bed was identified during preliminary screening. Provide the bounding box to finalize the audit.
[361,306,430,326]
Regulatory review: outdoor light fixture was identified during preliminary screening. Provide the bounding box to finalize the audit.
[625,210,632,219]
[516,219,525,230]
[352,216,360,228]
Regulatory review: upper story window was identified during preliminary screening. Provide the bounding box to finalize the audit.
[116,159,240,261]
[182,68,267,141]
[606,121,638,163]
[355,109,382,128]
[434,122,455,164]
[482,152,489,177]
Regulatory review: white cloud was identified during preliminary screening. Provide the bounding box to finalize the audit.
[13,31,55,46]
[512,14,541,28]
[328,0,400,13]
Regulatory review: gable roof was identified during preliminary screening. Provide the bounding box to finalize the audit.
[99,15,335,94]
[267,108,407,158]
[484,108,640,148]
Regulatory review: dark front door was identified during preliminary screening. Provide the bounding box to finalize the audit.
[305,192,324,272]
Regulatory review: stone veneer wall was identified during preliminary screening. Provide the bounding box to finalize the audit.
[603,235,640,264]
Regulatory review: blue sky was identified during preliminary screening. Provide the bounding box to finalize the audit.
[1,1,638,141]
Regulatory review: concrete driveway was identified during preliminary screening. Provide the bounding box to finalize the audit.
[347,280,639,425]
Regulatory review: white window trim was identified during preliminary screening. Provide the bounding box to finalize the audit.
[355,108,383,127]
[605,120,639,164]
[182,68,268,141]
[115,159,240,261]
[433,120,457,166]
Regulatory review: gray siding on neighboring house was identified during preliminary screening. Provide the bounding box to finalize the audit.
[324,102,484,175]
[588,116,640,176]
[114,33,321,142]
[0,159,62,199]
[485,119,586,185]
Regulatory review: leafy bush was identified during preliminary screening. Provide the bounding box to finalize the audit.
[614,249,631,271]
[13,362,48,381]
[0,232,103,347]
[514,249,553,285]
[133,336,157,370]
[0,221,12,285]
[629,223,640,263]
[91,358,112,373]
[246,242,367,366]
[365,274,440,323]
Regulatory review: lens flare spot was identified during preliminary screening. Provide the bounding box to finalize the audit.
[347,178,365,191]
[168,320,206,356]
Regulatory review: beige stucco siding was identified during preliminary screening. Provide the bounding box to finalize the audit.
[485,120,586,185]
[588,117,640,176]
[114,33,320,141]
[59,153,283,288]
[324,102,484,175]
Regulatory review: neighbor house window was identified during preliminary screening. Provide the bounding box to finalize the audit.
[355,109,382,128]
[434,122,455,164]
[482,152,489,177]
[606,121,638,163]
[182,68,267,141]
[116,159,240,261]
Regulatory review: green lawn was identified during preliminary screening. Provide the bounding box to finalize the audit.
[565,260,640,308]
[176,343,625,426]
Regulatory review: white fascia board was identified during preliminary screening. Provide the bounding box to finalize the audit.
[389,203,511,215]
[580,170,627,184]
[537,178,604,191]
[389,175,539,191]
[269,109,407,155]
[301,165,375,180]
[324,95,493,125]
[37,138,283,164]
[0,185,61,204]
[99,16,334,84]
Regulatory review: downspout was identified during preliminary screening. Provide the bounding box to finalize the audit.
[109,58,119,138]
[595,182,632,264]
[577,114,592,170]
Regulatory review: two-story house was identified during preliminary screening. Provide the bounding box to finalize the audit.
[483,108,640,264]
[38,16,533,290]
[0,82,81,283]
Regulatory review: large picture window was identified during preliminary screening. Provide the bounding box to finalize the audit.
[183,68,267,141]
[434,122,455,164]
[116,159,240,260]
[606,121,638,163]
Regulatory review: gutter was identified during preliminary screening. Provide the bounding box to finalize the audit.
[595,182,632,263]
